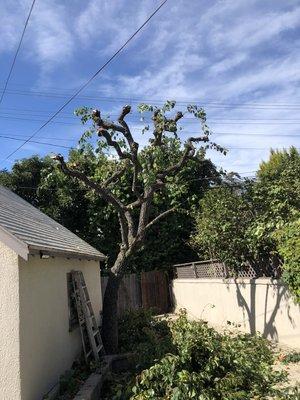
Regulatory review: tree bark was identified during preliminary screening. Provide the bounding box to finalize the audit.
[101,271,122,354]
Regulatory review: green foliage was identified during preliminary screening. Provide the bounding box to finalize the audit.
[275,219,300,302]
[191,148,300,297]
[118,309,174,368]
[281,351,300,364]
[103,310,288,400]
[191,186,254,270]
[0,140,221,272]
[58,360,96,399]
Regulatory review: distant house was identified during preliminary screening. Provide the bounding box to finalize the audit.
[0,186,106,400]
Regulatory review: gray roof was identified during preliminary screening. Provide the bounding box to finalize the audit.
[0,186,106,261]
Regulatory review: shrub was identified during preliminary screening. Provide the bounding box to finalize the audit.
[275,219,300,303]
[118,308,174,368]
[131,310,285,399]
[103,310,289,399]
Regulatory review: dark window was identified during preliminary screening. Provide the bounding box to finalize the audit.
[67,273,79,331]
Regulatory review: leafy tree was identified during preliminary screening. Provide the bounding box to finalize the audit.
[191,147,300,300]
[275,219,300,302]
[51,101,225,352]
[0,155,52,206]
[247,147,300,263]
[1,148,220,271]
[191,185,255,270]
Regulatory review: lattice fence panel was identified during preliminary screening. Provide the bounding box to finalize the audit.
[175,260,279,279]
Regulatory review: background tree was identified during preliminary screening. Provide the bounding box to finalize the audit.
[190,184,255,270]
[191,147,300,302]
[51,101,225,352]
[0,150,221,271]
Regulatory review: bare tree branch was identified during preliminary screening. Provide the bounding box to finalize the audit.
[118,213,129,249]
[53,154,134,251]
[104,163,128,186]
[52,154,126,214]
[156,135,209,180]
[117,105,141,194]
[98,127,131,160]
[152,110,184,146]
[144,207,176,231]
[93,109,126,134]
[94,107,142,195]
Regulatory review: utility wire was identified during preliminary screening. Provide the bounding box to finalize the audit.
[0,134,297,152]
[2,110,300,122]
[2,114,300,128]
[0,0,36,106]
[2,0,168,163]
[0,135,72,149]
[2,87,300,109]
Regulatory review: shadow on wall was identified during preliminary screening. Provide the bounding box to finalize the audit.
[231,279,296,342]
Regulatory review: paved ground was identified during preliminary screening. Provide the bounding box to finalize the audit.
[273,344,300,390]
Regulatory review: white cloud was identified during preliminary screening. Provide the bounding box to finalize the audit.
[28,1,75,71]
[1,0,299,172]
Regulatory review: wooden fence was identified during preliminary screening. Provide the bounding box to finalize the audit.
[101,270,171,316]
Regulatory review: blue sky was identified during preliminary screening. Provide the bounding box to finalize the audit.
[0,0,299,175]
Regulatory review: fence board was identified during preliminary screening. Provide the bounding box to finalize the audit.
[141,270,170,314]
[101,270,170,316]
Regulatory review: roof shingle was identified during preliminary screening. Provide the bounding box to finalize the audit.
[0,186,106,261]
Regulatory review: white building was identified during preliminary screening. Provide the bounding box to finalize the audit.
[0,186,106,400]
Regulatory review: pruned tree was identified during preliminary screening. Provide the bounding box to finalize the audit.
[53,101,226,353]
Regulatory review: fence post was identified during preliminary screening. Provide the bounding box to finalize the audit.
[192,262,198,278]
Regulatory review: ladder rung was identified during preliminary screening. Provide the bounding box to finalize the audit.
[97,344,103,352]
[93,330,99,337]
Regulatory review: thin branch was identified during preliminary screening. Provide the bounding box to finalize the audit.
[104,163,128,186]
[98,127,131,160]
[144,207,176,231]
[118,105,134,146]
[53,154,133,249]
[118,105,141,194]
[118,213,129,249]
[93,109,125,134]
[152,110,184,146]
[156,135,209,180]
[94,107,141,195]
[52,154,126,214]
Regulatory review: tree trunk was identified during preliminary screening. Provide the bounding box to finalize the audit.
[101,242,141,353]
[101,272,122,354]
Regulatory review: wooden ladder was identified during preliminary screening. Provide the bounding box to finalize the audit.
[71,270,105,363]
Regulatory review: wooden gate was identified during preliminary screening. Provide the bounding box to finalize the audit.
[101,270,170,316]
[141,270,170,314]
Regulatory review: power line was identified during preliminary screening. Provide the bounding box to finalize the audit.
[0,132,76,141]
[0,0,36,106]
[2,109,300,123]
[2,114,300,130]
[2,0,168,163]
[2,87,300,110]
[0,135,73,149]
[1,134,297,152]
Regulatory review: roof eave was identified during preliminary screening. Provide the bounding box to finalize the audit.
[0,225,29,261]
[28,244,107,262]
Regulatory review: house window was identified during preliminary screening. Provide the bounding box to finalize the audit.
[67,273,79,331]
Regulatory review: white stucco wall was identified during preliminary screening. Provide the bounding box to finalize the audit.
[0,242,21,400]
[172,278,300,349]
[18,255,102,400]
